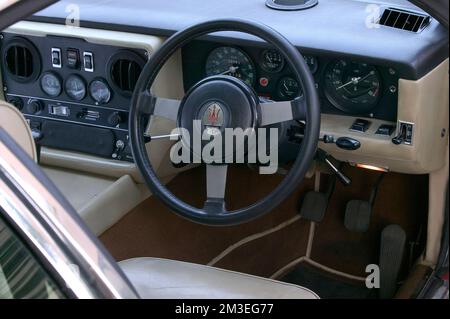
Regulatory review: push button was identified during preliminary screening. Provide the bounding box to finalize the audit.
[376,124,395,136]
[350,118,371,133]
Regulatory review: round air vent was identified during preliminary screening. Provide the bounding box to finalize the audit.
[108,51,146,97]
[2,37,41,83]
[266,0,318,11]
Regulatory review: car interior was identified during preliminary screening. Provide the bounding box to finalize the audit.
[0,0,448,299]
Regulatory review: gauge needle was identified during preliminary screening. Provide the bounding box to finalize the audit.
[220,66,239,75]
[337,71,375,90]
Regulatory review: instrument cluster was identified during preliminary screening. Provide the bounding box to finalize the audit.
[183,42,399,121]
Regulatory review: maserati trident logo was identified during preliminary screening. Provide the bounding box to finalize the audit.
[202,102,224,127]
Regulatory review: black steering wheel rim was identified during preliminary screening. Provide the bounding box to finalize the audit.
[129,19,321,226]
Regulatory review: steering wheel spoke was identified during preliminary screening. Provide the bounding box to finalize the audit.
[204,164,228,214]
[258,96,306,126]
[153,97,182,122]
[138,91,181,122]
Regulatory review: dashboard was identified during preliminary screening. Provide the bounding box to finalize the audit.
[0,0,448,175]
[1,32,147,162]
[182,41,399,122]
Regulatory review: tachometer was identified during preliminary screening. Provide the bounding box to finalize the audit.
[205,47,256,87]
[324,60,381,114]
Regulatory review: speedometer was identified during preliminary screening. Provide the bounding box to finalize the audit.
[324,60,381,114]
[205,47,256,87]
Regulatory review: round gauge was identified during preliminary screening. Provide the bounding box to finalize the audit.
[260,49,285,73]
[324,60,381,114]
[65,75,86,101]
[89,79,111,104]
[205,46,256,87]
[303,55,318,74]
[40,72,62,97]
[277,76,301,100]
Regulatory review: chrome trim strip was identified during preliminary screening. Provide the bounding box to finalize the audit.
[6,93,128,112]
[0,128,138,299]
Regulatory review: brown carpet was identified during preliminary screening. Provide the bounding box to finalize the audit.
[100,165,315,277]
[100,164,428,279]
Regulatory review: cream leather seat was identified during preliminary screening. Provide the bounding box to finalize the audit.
[0,101,37,162]
[119,257,319,299]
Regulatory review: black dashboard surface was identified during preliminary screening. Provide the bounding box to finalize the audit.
[31,0,449,80]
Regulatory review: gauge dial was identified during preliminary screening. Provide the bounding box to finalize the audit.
[324,60,381,113]
[205,46,256,87]
[260,49,285,73]
[303,55,318,74]
[277,76,301,100]
[40,72,62,97]
[65,75,86,101]
[89,79,111,104]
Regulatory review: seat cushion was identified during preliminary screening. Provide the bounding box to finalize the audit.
[119,257,319,299]
[0,101,36,162]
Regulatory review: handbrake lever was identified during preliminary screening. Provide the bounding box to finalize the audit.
[316,149,351,186]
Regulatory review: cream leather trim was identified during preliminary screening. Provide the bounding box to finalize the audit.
[0,100,37,161]
[423,142,449,267]
[120,257,320,299]
[320,59,449,174]
[79,175,150,236]
[42,166,151,235]
[4,21,186,182]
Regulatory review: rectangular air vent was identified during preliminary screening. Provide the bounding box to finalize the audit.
[378,8,431,32]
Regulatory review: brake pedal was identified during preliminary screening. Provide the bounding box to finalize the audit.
[379,224,406,299]
[344,200,371,232]
[344,173,384,232]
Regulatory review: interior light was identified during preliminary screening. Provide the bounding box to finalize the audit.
[355,163,389,172]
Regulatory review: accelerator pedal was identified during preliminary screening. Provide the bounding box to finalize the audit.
[379,224,406,299]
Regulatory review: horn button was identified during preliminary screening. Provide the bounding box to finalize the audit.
[178,76,258,159]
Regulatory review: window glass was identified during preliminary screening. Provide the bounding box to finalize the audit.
[0,212,66,299]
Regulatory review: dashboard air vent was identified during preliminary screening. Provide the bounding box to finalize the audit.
[109,51,145,96]
[2,37,41,83]
[378,8,431,32]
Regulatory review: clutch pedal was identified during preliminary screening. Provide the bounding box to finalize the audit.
[379,224,406,299]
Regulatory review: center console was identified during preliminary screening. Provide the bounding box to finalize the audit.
[1,32,147,162]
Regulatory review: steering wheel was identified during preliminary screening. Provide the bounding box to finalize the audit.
[129,19,320,226]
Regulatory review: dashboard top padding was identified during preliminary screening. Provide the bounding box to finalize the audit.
[30,0,448,80]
